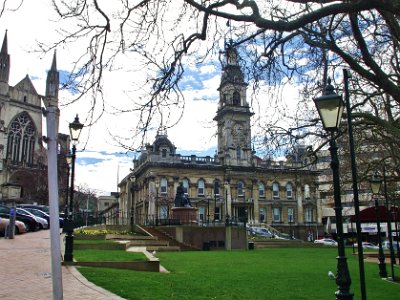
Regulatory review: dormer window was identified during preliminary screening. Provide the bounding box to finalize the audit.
[161,148,167,158]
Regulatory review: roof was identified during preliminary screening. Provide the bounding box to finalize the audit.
[350,206,400,222]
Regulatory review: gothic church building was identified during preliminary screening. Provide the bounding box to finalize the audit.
[0,31,68,205]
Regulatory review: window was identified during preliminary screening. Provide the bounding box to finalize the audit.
[213,181,220,196]
[273,208,281,222]
[7,112,36,165]
[233,91,240,105]
[182,179,189,195]
[259,208,266,223]
[237,181,244,196]
[198,207,205,221]
[159,206,168,219]
[236,146,241,160]
[272,182,280,198]
[304,184,310,199]
[161,149,167,158]
[258,183,265,197]
[104,202,109,207]
[215,207,220,220]
[286,183,293,198]
[160,178,168,194]
[197,179,205,196]
[305,207,313,223]
[288,208,294,223]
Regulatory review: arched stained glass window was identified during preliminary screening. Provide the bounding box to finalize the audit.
[7,112,36,165]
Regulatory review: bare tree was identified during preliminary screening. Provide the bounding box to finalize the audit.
[44,1,400,155]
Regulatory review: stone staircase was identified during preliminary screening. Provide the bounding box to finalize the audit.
[142,226,199,251]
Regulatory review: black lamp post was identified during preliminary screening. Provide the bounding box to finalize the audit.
[343,69,367,300]
[314,79,353,300]
[64,114,84,263]
[392,209,400,264]
[370,172,387,278]
[62,152,71,232]
[382,168,397,280]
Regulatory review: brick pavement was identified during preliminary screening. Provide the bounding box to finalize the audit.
[0,230,125,300]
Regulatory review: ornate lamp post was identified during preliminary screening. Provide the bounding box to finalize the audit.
[370,172,387,278]
[64,114,84,263]
[313,79,353,300]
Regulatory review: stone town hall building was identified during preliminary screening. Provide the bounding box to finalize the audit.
[0,31,69,205]
[119,43,321,240]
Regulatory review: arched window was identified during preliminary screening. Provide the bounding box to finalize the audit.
[258,183,265,197]
[7,112,36,165]
[232,91,240,105]
[237,181,244,196]
[272,182,280,199]
[160,178,168,194]
[182,179,189,195]
[286,183,293,198]
[197,179,205,196]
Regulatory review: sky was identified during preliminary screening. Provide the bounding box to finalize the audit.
[0,1,301,196]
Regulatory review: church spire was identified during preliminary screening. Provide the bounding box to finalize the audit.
[45,50,59,102]
[0,30,10,83]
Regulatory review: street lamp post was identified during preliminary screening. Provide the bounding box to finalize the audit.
[370,173,387,278]
[314,79,353,300]
[382,168,397,280]
[343,69,367,300]
[392,209,400,264]
[64,114,84,263]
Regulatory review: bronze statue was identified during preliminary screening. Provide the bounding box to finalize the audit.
[174,183,191,207]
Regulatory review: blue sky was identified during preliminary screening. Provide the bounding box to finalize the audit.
[1,1,302,196]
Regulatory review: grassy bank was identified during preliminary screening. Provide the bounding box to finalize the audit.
[76,247,400,300]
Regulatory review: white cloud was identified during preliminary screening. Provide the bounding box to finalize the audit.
[1,1,306,196]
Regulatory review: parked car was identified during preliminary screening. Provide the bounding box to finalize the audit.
[22,207,64,228]
[17,204,50,214]
[382,240,400,251]
[314,238,338,246]
[0,205,39,232]
[16,208,48,230]
[353,242,379,249]
[248,227,274,238]
[0,217,27,236]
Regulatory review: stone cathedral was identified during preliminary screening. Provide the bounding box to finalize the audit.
[0,31,69,205]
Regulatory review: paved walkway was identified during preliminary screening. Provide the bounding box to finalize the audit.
[0,230,125,300]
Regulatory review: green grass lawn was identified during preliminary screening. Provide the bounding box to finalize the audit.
[76,248,400,300]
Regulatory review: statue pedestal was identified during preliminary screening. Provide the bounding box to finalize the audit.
[172,207,198,225]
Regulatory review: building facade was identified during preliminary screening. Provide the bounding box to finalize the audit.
[118,42,322,240]
[0,31,69,206]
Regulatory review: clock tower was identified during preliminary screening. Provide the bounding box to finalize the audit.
[214,41,254,166]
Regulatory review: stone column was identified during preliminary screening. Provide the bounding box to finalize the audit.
[296,184,304,224]
[252,180,259,224]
